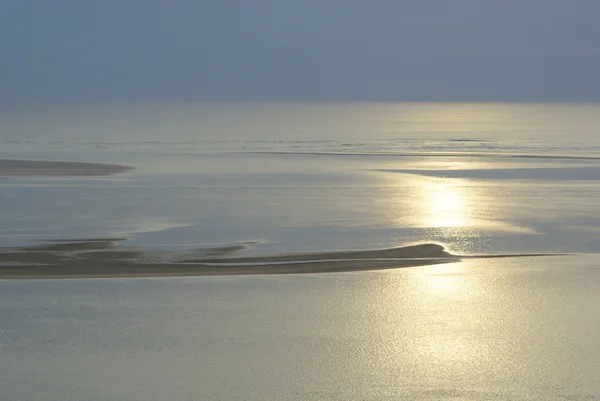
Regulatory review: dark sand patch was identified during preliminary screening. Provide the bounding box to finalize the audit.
[0,239,564,279]
[0,240,458,279]
[0,159,133,177]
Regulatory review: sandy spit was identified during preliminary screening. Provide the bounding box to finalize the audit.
[0,241,457,279]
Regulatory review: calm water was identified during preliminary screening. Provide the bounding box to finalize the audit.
[1,103,600,400]
[1,103,600,255]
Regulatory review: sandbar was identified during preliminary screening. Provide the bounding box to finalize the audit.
[0,159,133,177]
[0,241,457,279]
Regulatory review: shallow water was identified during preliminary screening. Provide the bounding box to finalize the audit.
[2,103,600,254]
[2,152,600,255]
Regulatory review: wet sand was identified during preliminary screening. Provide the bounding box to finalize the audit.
[0,159,133,177]
[0,241,458,279]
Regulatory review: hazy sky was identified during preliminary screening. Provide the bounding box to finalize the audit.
[1,0,599,102]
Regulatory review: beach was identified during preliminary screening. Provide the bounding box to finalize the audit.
[3,255,600,401]
[2,103,600,400]
[4,0,600,397]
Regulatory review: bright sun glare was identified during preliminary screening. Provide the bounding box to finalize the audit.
[421,181,470,228]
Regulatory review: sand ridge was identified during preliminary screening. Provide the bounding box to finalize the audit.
[0,239,566,279]
[0,240,458,279]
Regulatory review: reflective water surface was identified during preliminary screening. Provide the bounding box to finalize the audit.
[2,103,600,255]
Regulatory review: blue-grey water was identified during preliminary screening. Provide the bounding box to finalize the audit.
[1,103,600,400]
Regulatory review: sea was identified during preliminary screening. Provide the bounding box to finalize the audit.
[1,103,600,400]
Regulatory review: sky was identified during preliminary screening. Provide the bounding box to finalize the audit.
[1,0,599,103]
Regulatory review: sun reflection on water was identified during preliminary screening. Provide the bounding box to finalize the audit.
[378,165,535,255]
[412,269,469,297]
[369,264,493,381]
[381,172,478,231]
[406,266,490,376]
[420,181,471,228]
